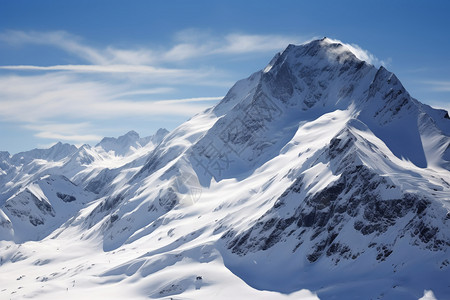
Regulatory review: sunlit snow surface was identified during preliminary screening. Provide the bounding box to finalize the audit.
[1,38,449,299]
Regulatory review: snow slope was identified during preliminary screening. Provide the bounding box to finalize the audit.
[0,38,449,300]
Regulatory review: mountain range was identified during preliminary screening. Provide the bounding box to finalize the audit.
[0,38,449,300]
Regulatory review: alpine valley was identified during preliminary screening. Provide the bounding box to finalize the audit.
[0,38,449,300]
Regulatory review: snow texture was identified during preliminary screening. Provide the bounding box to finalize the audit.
[0,38,449,300]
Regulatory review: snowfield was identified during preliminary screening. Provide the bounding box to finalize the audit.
[0,38,449,299]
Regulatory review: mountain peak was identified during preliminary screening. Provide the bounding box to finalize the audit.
[140,128,169,147]
[1,39,449,300]
[123,130,139,138]
[95,129,168,156]
[10,142,77,164]
[96,131,141,156]
[155,128,169,136]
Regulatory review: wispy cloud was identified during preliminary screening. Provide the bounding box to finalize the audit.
[0,29,308,147]
[152,96,223,104]
[422,80,450,92]
[219,33,299,54]
[0,64,200,78]
[0,29,295,86]
[23,122,103,145]
[0,30,153,65]
[23,122,93,133]
[114,87,175,98]
[0,29,302,66]
[35,131,103,142]
[163,29,302,62]
[0,73,217,123]
[0,72,219,146]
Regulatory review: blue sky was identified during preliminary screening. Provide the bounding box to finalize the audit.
[1,0,449,154]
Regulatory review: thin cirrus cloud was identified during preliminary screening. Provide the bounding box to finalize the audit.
[423,80,450,92]
[0,30,111,65]
[114,87,176,98]
[163,30,304,61]
[0,65,213,137]
[220,33,300,54]
[0,64,200,77]
[23,122,103,142]
[0,73,218,122]
[0,29,304,67]
[0,30,140,65]
[419,80,450,112]
[0,72,217,143]
[0,29,308,146]
[35,132,103,142]
[0,66,212,145]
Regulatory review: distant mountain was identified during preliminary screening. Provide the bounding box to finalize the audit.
[11,142,78,164]
[95,129,169,156]
[0,39,448,300]
[0,128,169,204]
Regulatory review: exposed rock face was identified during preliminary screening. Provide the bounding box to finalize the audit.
[0,38,449,299]
[225,164,448,262]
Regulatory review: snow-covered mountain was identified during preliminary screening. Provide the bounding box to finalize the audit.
[96,129,169,157]
[0,129,168,206]
[0,38,449,300]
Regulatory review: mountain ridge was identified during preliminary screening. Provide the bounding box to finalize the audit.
[0,39,449,300]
